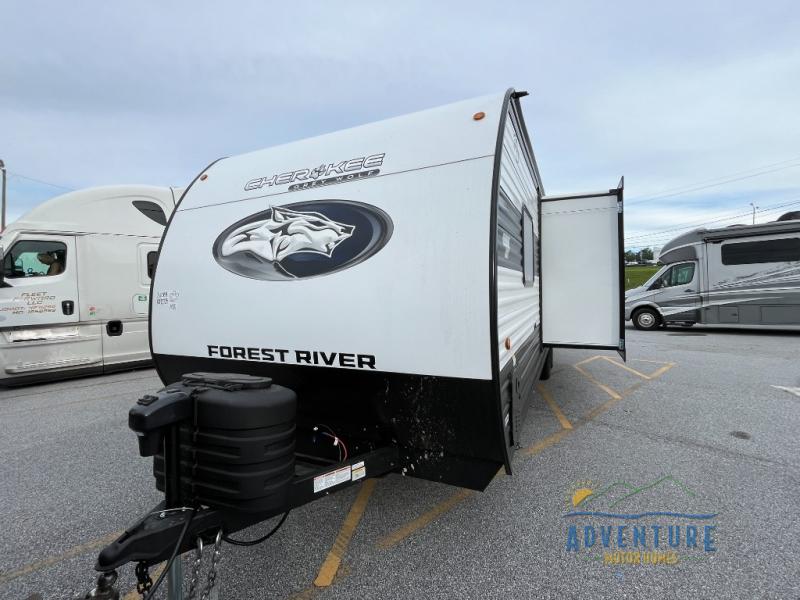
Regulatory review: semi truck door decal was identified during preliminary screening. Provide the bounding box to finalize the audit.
[212,200,393,280]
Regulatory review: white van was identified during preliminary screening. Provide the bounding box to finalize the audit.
[0,185,181,385]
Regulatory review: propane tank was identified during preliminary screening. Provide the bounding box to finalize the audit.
[130,373,296,514]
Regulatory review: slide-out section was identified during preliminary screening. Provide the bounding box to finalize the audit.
[540,181,625,359]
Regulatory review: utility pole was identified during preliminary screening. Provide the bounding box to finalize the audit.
[0,159,6,231]
[749,202,758,225]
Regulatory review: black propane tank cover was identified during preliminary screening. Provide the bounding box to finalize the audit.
[181,372,273,389]
[153,372,297,514]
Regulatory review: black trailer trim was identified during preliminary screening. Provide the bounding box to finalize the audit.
[540,190,618,202]
[489,88,515,476]
[615,177,626,360]
[544,343,620,351]
[154,352,503,490]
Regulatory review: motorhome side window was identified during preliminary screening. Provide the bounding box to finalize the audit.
[2,240,67,279]
[721,238,800,265]
[522,207,535,285]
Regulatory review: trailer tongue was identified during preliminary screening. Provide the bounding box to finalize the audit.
[82,89,625,598]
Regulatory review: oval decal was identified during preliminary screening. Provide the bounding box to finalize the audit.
[212,200,393,280]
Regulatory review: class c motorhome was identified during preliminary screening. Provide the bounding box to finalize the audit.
[625,215,800,330]
[0,185,182,385]
[147,89,627,491]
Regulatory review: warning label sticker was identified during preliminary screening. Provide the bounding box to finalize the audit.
[313,466,352,493]
[351,461,366,481]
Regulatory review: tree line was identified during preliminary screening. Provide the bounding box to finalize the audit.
[624,248,654,263]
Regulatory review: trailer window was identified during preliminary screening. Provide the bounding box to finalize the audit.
[146,251,158,279]
[522,207,535,286]
[2,240,67,279]
[721,238,800,265]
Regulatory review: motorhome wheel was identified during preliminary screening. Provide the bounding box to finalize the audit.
[632,307,660,330]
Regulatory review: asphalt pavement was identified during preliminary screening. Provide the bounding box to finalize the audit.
[1,325,798,599]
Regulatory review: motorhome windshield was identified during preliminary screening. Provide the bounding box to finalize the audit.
[642,264,668,289]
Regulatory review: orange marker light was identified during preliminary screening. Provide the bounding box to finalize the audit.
[504,337,512,350]
[200,174,208,181]
[473,112,485,121]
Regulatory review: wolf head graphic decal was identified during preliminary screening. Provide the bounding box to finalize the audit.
[220,206,355,263]
[213,200,393,280]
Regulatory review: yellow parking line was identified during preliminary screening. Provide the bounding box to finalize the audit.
[599,356,651,379]
[600,356,675,380]
[519,428,572,456]
[646,363,675,379]
[0,531,122,586]
[573,355,604,368]
[314,479,377,587]
[573,363,623,400]
[537,384,573,430]
[377,488,474,550]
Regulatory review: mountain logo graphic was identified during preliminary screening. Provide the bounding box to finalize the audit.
[564,475,718,520]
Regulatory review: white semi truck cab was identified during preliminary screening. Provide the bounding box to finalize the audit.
[0,185,181,385]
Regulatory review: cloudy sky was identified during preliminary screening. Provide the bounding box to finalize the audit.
[1,1,798,249]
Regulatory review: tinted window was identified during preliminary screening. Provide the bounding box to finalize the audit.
[721,238,800,265]
[146,251,158,279]
[522,207,535,286]
[133,200,167,226]
[3,240,67,279]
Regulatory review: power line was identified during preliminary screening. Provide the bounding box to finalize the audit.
[627,155,800,200]
[626,203,800,246]
[624,199,800,248]
[7,171,74,191]
[624,198,800,242]
[626,157,800,206]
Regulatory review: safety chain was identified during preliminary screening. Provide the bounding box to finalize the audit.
[184,529,223,600]
[134,561,153,596]
[200,530,223,600]
[186,537,204,599]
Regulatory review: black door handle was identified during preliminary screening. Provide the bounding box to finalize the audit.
[106,320,123,336]
[61,300,74,315]
[684,289,695,293]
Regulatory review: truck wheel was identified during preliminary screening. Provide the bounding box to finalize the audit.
[539,348,553,380]
[632,308,660,331]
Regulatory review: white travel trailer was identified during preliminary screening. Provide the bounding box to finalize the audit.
[144,89,626,491]
[88,90,629,588]
[625,215,800,330]
[0,185,181,385]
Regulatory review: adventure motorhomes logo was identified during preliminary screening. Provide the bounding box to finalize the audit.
[564,475,719,567]
[244,153,385,192]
